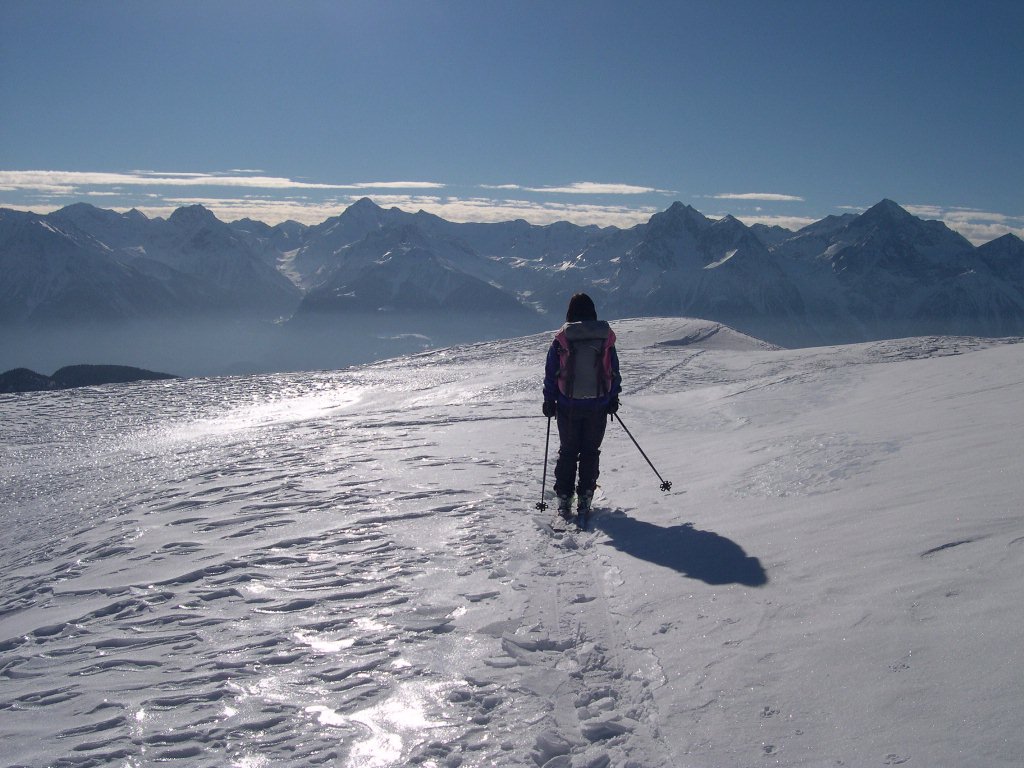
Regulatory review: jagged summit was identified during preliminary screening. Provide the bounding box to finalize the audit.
[324,196,389,230]
[347,196,384,213]
[860,198,915,224]
[660,201,706,219]
[168,204,220,229]
[848,199,974,253]
[645,201,711,238]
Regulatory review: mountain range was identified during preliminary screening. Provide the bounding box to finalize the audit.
[2,198,1023,360]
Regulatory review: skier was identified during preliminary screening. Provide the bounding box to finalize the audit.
[543,293,621,523]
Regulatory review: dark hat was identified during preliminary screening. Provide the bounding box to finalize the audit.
[566,292,597,323]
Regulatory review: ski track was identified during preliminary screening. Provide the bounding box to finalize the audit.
[3,318,1023,767]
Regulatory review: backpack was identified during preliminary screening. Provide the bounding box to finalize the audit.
[554,321,616,400]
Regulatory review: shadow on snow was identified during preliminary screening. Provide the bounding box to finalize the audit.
[595,513,768,587]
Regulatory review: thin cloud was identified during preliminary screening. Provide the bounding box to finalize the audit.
[907,204,1009,225]
[903,204,945,219]
[347,181,445,190]
[713,192,805,202]
[0,170,444,194]
[518,182,673,195]
[905,203,1024,245]
[0,202,64,216]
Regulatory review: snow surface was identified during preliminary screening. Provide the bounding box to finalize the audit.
[2,317,1024,767]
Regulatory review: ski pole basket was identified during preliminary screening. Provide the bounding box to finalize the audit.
[536,415,552,511]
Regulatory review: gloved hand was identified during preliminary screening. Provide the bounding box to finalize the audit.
[542,400,557,418]
[605,396,620,415]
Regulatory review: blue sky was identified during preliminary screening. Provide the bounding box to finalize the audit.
[2,0,1021,243]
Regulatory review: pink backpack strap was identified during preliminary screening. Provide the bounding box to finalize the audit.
[553,330,571,396]
[599,329,617,393]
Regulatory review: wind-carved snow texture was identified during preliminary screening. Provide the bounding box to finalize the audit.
[738,433,901,498]
[3,317,1024,767]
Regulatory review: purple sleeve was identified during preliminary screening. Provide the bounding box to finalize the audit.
[609,345,622,397]
[543,342,560,401]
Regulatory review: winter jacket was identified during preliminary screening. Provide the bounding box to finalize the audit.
[543,320,622,410]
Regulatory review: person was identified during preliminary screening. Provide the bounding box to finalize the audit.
[542,292,621,521]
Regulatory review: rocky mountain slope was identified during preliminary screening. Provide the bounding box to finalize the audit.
[2,198,1022,352]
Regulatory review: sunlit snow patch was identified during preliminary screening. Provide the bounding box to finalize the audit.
[354,616,391,632]
[307,681,452,767]
[232,755,272,768]
[156,386,366,443]
[294,630,357,653]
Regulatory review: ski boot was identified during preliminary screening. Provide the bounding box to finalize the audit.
[577,490,594,513]
[577,490,594,527]
[556,494,574,524]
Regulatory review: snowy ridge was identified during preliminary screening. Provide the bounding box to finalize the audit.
[2,318,1024,766]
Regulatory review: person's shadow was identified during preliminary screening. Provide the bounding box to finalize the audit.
[594,512,768,587]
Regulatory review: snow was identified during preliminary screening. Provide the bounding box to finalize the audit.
[36,220,62,236]
[703,249,738,269]
[2,317,1024,767]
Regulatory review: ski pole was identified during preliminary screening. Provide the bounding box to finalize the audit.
[612,413,673,492]
[535,416,552,511]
